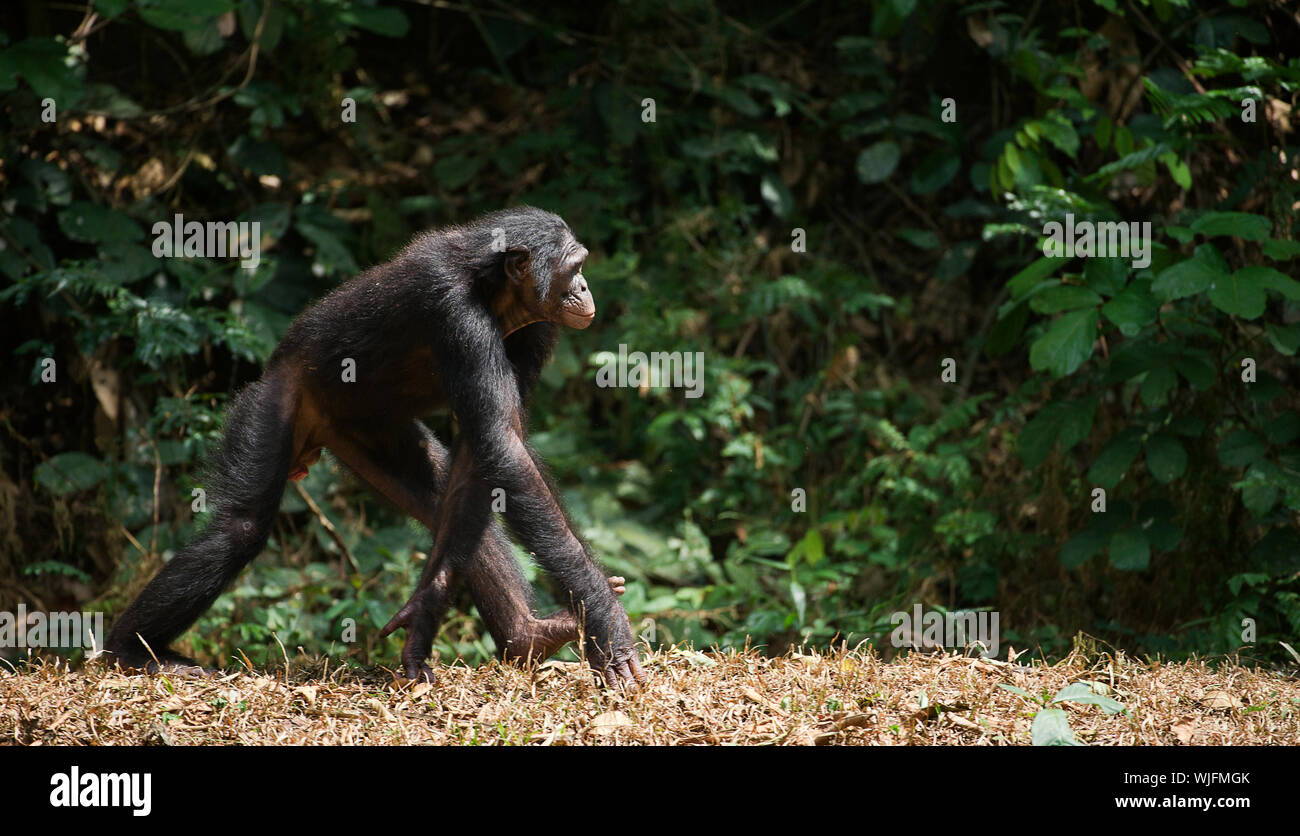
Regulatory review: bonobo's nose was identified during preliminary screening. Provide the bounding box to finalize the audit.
[572,275,588,295]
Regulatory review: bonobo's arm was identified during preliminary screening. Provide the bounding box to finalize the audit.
[431,293,643,686]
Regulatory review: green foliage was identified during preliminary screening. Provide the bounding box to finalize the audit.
[2,0,1296,671]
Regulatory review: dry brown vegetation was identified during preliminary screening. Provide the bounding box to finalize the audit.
[2,646,1297,746]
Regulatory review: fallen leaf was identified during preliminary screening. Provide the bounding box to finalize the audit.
[590,711,633,734]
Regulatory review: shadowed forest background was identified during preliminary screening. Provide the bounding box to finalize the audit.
[2,0,1298,672]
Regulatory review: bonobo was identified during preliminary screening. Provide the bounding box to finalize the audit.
[105,207,645,687]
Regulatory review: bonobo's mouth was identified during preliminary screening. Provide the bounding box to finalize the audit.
[561,293,595,328]
[560,306,596,329]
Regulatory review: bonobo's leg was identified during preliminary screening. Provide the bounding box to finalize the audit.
[325,420,604,681]
[105,371,296,672]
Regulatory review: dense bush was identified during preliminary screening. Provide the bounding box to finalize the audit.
[1,0,1296,668]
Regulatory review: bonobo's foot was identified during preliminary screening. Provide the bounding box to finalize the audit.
[583,589,647,690]
[594,645,647,690]
[380,590,442,683]
[102,645,210,677]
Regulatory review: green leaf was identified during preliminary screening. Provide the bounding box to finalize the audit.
[1109,529,1150,570]
[57,202,143,244]
[911,151,960,194]
[1032,709,1082,746]
[1219,430,1265,468]
[896,228,940,250]
[1029,285,1102,314]
[35,452,107,494]
[0,37,84,104]
[1008,257,1060,298]
[1266,322,1300,355]
[1240,265,1300,301]
[986,301,1028,357]
[1152,244,1229,301]
[1020,404,1065,468]
[1084,257,1128,297]
[760,173,794,218]
[1239,461,1279,515]
[1139,365,1178,406]
[339,6,410,37]
[1261,239,1300,260]
[1029,309,1097,377]
[1060,513,1120,569]
[1208,268,1266,319]
[1087,429,1142,489]
[1101,283,1157,336]
[1189,211,1271,242]
[1145,433,1187,483]
[1174,354,1215,390]
[1051,682,1125,715]
[855,141,901,184]
[1265,413,1300,446]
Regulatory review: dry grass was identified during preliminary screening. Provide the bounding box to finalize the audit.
[2,645,1297,745]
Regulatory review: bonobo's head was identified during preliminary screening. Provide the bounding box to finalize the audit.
[477,206,594,335]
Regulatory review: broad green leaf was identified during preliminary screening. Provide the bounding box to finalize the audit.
[1029,285,1102,314]
[339,6,410,37]
[1189,211,1271,241]
[57,202,142,244]
[1020,403,1066,468]
[1208,268,1266,319]
[1219,430,1265,468]
[856,141,901,184]
[1261,239,1300,260]
[1101,283,1157,336]
[1032,709,1082,746]
[1266,322,1300,355]
[1060,512,1120,569]
[1029,309,1097,377]
[1109,528,1150,570]
[1152,244,1229,301]
[1008,255,1060,297]
[1087,429,1142,488]
[1051,682,1125,715]
[1057,396,1096,452]
[1174,354,1215,390]
[1139,364,1178,406]
[35,452,107,494]
[1145,433,1187,482]
[911,151,960,194]
[1239,461,1279,515]
[1084,257,1128,297]
[1239,265,1300,301]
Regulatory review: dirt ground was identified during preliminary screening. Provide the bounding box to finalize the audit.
[2,645,1297,745]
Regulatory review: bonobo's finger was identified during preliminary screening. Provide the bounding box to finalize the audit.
[627,653,647,683]
[616,659,640,689]
[379,602,416,638]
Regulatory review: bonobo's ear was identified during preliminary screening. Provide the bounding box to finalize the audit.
[504,247,531,285]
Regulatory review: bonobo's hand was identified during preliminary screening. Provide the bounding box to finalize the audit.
[583,600,646,688]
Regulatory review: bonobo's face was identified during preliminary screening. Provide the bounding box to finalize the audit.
[498,211,595,332]
[554,239,594,329]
